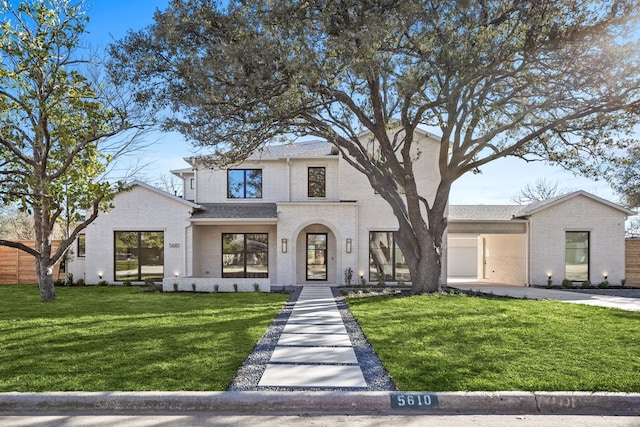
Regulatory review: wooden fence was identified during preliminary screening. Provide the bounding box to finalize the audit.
[0,241,62,285]
[626,239,640,286]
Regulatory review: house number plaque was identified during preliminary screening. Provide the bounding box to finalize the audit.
[390,392,438,410]
[169,243,180,248]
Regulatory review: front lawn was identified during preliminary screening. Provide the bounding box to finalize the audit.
[347,294,640,392]
[0,286,288,391]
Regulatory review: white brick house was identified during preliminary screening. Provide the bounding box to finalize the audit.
[68,129,635,290]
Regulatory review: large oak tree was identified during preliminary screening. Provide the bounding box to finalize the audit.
[0,0,146,301]
[111,0,640,293]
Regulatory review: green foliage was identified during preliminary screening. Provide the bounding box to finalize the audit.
[562,278,572,288]
[0,286,287,391]
[347,295,640,392]
[0,0,141,301]
[598,280,609,288]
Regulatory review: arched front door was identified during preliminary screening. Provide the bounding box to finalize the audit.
[306,233,327,281]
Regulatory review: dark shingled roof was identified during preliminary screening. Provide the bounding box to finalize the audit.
[448,205,525,221]
[191,203,277,219]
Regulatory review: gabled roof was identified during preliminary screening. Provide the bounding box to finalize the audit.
[123,180,200,208]
[520,190,636,217]
[449,205,525,222]
[191,203,277,220]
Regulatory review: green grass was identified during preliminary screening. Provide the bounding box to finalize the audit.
[347,294,640,392]
[0,285,288,391]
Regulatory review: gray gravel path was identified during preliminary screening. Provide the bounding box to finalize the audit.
[227,287,397,391]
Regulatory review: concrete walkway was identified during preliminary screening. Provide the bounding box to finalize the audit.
[451,284,640,311]
[258,287,367,388]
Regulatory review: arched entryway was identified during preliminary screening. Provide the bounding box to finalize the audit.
[295,224,337,284]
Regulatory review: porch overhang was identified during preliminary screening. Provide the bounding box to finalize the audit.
[190,218,278,225]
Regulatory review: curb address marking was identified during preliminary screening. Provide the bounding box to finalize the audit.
[390,392,439,410]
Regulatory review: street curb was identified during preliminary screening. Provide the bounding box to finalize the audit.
[0,391,638,415]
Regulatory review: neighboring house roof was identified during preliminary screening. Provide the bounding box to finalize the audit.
[520,190,636,217]
[124,180,200,209]
[191,203,278,220]
[449,205,525,222]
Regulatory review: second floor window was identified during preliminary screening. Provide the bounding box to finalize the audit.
[308,167,326,198]
[228,169,262,199]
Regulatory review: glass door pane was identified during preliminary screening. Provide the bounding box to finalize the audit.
[306,233,327,281]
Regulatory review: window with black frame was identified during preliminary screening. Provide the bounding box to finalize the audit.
[227,169,262,199]
[77,234,85,258]
[369,231,410,282]
[114,231,164,281]
[222,233,268,278]
[308,167,326,198]
[565,231,589,282]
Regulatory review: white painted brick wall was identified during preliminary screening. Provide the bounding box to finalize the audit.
[77,185,194,284]
[529,195,628,285]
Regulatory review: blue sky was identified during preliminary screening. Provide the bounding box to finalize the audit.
[83,0,619,205]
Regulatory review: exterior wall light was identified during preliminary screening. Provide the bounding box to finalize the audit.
[281,238,288,253]
[346,238,352,253]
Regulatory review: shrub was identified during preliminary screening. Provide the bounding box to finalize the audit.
[344,267,353,286]
[233,283,238,292]
[54,279,65,287]
[192,283,197,292]
[66,273,74,287]
[598,280,609,288]
[173,283,178,292]
[144,277,156,286]
[97,280,108,286]
[582,280,591,288]
[562,279,572,288]
[122,279,132,287]
[76,278,85,287]
[253,283,260,292]
[622,278,626,287]
[214,284,219,293]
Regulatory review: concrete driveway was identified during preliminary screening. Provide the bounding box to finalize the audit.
[449,282,640,311]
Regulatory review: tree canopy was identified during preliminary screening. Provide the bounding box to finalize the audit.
[112,0,640,293]
[0,0,146,301]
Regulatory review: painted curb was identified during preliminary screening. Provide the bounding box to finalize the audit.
[0,391,638,415]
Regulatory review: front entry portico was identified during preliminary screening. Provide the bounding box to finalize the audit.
[296,225,336,284]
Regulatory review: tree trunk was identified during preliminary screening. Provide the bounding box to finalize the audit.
[36,259,57,302]
[410,241,442,294]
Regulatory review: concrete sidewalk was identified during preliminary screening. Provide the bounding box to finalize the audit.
[450,284,640,311]
[258,287,367,388]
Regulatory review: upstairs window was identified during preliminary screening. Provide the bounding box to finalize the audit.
[227,169,262,199]
[308,167,326,198]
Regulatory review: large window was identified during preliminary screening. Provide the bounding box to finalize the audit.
[222,233,268,278]
[115,231,164,281]
[566,231,589,282]
[369,231,410,282]
[308,167,326,198]
[227,169,262,199]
